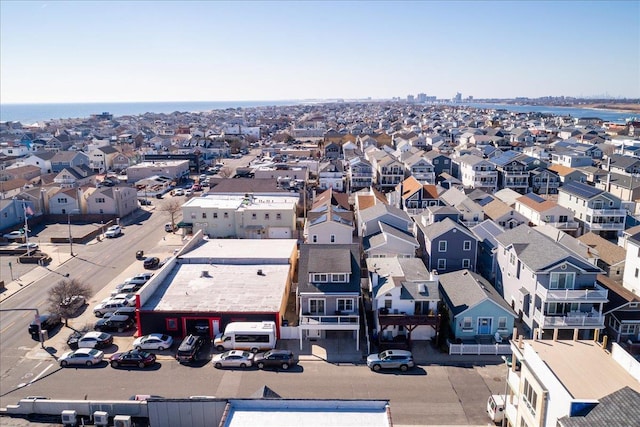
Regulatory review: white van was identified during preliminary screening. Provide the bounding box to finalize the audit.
[486,394,505,424]
[214,321,277,353]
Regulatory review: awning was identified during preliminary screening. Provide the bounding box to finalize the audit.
[176,221,193,228]
[519,287,530,296]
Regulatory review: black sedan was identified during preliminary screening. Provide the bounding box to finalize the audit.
[254,350,296,370]
[109,350,156,368]
[143,257,160,269]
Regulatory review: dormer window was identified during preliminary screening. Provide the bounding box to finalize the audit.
[331,273,347,282]
[312,273,328,282]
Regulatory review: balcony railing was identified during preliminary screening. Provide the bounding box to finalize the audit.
[299,313,359,329]
[536,284,608,302]
[587,208,626,216]
[545,221,580,229]
[377,310,440,327]
[587,222,625,231]
[534,308,605,328]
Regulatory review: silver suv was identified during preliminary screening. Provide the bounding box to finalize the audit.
[366,349,415,372]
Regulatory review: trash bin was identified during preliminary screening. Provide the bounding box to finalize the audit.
[282,319,289,327]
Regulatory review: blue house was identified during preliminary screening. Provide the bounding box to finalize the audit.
[414,217,478,273]
[439,269,516,340]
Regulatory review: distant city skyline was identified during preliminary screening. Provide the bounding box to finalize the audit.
[1,1,638,104]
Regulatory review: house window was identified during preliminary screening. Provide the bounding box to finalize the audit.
[264,213,269,220]
[58,197,68,203]
[523,379,538,416]
[331,273,347,282]
[202,212,207,219]
[166,318,178,331]
[276,213,281,220]
[462,259,471,268]
[437,259,446,270]
[509,253,516,265]
[609,317,620,330]
[462,317,473,330]
[498,317,507,330]
[191,212,196,219]
[433,159,439,164]
[330,234,335,243]
[312,273,328,282]
[635,268,639,278]
[621,324,635,334]
[337,298,354,312]
[213,213,218,219]
[252,213,257,220]
[384,299,392,309]
[438,241,447,252]
[312,235,318,243]
[463,240,472,251]
[550,272,575,289]
[308,299,325,315]
[96,198,105,203]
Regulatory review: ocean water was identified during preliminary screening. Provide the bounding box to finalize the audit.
[0,100,302,124]
[0,99,636,125]
[460,102,636,123]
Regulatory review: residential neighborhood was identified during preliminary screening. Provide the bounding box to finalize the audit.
[2,100,640,426]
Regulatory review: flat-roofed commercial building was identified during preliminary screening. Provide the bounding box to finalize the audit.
[181,194,298,239]
[136,237,297,338]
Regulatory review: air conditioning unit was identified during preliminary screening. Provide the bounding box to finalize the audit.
[93,411,109,426]
[113,415,132,427]
[61,410,77,427]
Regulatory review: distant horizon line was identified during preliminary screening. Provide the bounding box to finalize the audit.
[2,96,638,106]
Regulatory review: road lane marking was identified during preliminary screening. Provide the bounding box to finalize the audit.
[29,363,53,384]
[1,321,15,333]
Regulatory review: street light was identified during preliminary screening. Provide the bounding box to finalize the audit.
[67,209,79,256]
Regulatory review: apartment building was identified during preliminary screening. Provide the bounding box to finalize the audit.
[557,181,626,238]
[457,154,498,193]
[496,225,607,339]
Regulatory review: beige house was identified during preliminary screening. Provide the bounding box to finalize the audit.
[84,186,138,217]
[181,194,298,239]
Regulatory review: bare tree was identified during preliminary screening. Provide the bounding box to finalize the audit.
[158,198,183,231]
[218,166,233,179]
[47,278,93,325]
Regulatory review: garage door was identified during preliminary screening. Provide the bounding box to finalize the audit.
[267,227,291,239]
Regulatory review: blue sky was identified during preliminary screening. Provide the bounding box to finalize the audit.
[1,1,638,103]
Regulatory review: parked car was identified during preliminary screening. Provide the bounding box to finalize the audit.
[366,349,415,372]
[3,230,25,241]
[165,222,177,232]
[109,306,137,320]
[59,295,86,313]
[94,314,135,333]
[17,242,39,251]
[59,348,104,367]
[66,331,83,349]
[212,350,254,369]
[173,189,184,196]
[254,350,295,370]
[143,257,160,269]
[138,199,152,206]
[93,300,129,317]
[104,225,122,238]
[28,313,62,336]
[133,334,173,351]
[109,349,156,368]
[76,331,113,349]
[175,334,205,364]
[184,189,193,197]
[110,283,142,297]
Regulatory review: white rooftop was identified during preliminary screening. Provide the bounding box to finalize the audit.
[223,399,391,427]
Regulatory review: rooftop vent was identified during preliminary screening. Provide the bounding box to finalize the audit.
[201,270,211,278]
[257,269,265,276]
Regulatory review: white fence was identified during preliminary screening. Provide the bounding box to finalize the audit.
[449,341,512,355]
[279,326,300,339]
